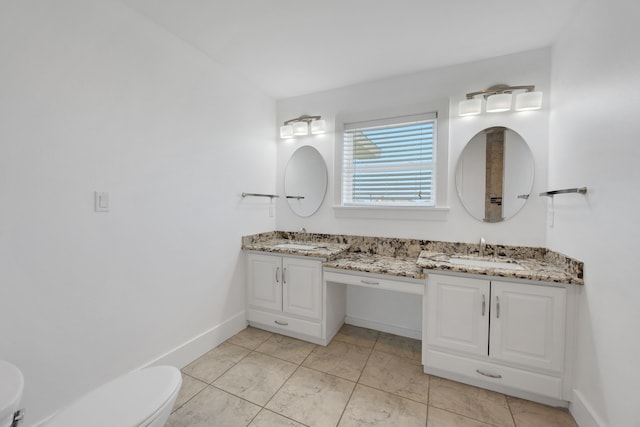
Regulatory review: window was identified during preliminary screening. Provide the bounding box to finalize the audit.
[342,113,437,207]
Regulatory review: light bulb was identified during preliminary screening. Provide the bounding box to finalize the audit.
[292,121,308,136]
[486,93,513,113]
[310,119,326,134]
[280,125,294,139]
[515,91,543,111]
[459,98,482,116]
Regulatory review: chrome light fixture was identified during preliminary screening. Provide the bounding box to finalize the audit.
[459,84,543,116]
[280,115,326,139]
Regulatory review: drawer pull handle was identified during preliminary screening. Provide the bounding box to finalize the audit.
[275,267,280,284]
[476,369,502,379]
[361,280,379,286]
[274,320,289,326]
[482,294,486,316]
[496,296,500,319]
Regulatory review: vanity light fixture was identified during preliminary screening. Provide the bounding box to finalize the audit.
[459,84,543,116]
[280,115,327,139]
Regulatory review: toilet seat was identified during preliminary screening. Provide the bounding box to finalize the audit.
[46,366,181,427]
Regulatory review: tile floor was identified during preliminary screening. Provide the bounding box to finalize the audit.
[166,325,577,427]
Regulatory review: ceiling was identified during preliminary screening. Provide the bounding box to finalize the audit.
[122,0,582,99]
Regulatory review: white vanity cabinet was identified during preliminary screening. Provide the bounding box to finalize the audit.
[246,252,324,341]
[423,273,573,403]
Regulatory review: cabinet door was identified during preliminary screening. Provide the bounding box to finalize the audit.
[282,257,322,320]
[490,281,566,372]
[427,275,490,356]
[247,253,282,312]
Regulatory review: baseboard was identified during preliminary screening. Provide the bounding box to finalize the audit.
[143,311,248,369]
[345,316,421,340]
[570,389,607,427]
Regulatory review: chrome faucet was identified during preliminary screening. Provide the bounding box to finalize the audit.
[479,237,486,257]
[298,227,308,242]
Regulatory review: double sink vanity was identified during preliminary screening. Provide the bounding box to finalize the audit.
[242,231,583,406]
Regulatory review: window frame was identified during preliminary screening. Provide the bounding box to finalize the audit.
[333,103,449,221]
[342,113,437,207]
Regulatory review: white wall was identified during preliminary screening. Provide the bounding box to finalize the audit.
[276,48,551,247]
[0,0,275,424]
[548,1,640,426]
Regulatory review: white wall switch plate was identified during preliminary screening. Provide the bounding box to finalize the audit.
[94,191,109,212]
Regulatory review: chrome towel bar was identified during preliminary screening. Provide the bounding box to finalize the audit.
[539,187,587,197]
[241,192,279,199]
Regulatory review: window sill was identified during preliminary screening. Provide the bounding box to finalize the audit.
[333,205,449,221]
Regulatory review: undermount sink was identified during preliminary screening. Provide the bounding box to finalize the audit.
[274,243,318,250]
[448,257,525,270]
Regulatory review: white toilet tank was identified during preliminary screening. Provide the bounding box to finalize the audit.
[45,366,182,427]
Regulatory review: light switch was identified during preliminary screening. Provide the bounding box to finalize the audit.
[94,191,109,212]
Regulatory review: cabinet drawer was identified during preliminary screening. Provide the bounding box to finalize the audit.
[324,270,424,295]
[248,309,322,338]
[425,349,562,399]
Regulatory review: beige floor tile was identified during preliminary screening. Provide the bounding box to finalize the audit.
[427,406,495,427]
[172,373,207,411]
[166,386,260,427]
[333,324,379,348]
[374,332,422,361]
[248,409,307,426]
[338,384,427,427]
[255,333,316,364]
[182,342,250,383]
[302,340,371,381]
[213,352,298,406]
[429,377,515,427]
[266,366,355,427]
[359,350,430,404]
[508,396,577,427]
[227,326,273,350]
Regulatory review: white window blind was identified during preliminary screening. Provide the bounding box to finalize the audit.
[342,113,436,206]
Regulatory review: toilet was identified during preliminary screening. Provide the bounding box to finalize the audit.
[0,360,24,427]
[45,366,182,427]
[0,361,181,427]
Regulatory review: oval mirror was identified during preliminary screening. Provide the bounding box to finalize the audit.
[284,145,328,217]
[455,127,534,222]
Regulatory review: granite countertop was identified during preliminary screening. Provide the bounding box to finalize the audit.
[323,253,425,279]
[417,251,584,285]
[242,238,350,260]
[242,232,584,285]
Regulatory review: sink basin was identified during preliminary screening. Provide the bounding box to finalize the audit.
[274,243,318,250]
[448,257,525,270]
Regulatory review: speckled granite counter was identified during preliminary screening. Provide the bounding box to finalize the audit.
[242,231,584,285]
[323,253,425,279]
[417,251,583,285]
[242,238,349,260]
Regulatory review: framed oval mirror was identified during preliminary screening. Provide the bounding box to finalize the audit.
[455,127,534,222]
[284,145,328,217]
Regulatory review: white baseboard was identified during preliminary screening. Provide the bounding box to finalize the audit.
[345,316,421,340]
[570,389,607,427]
[143,311,248,369]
